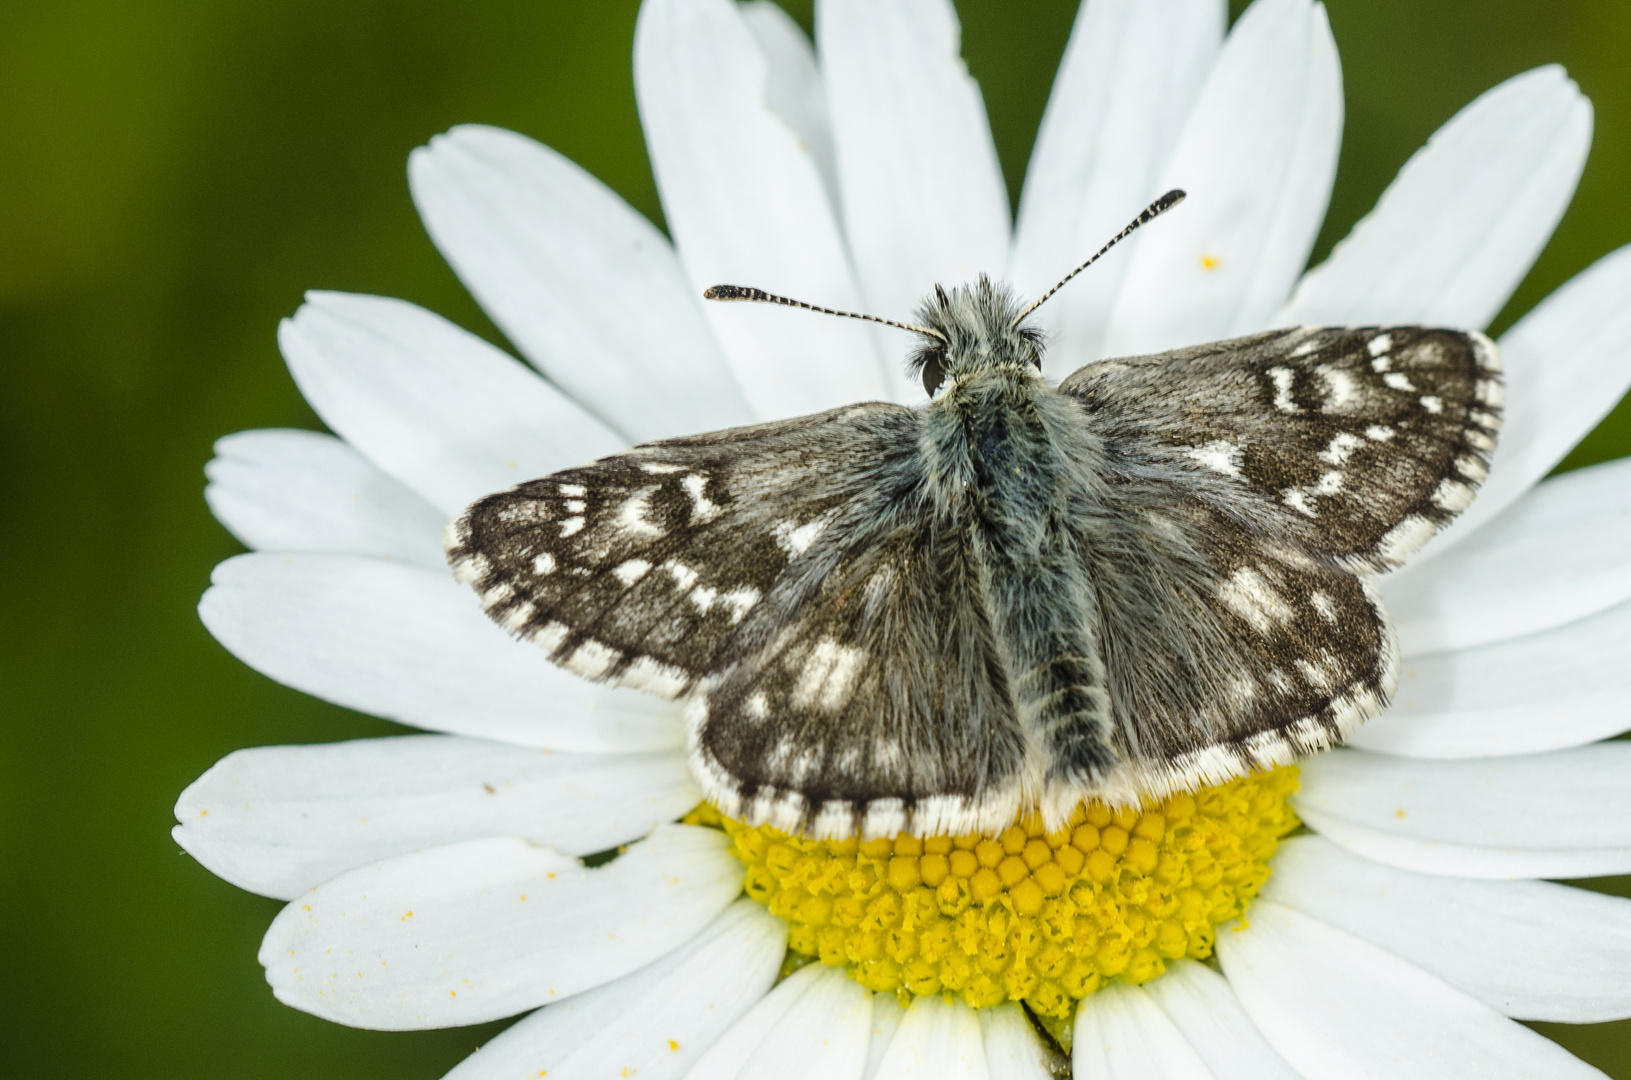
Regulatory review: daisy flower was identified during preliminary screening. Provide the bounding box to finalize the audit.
[176,0,1631,1076]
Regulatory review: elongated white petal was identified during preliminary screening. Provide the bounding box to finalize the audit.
[1143,960,1300,1080]
[205,429,446,568]
[683,963,821,1080]
[739,2,837,201]
[1264,836,1631,1022]
[819,0,1010,401]
[1280,66,1591,329]
[1103,0,1342,357]
[862,994,907,1080]
[1073,982,1214,1080]
[199,553,680,752]
[635,0,889,418]
[173,735,696,900]
[261,824,742,1030]
[978,1004,1055,1080]
[1219,901,1607,1079]
[442,899,785,1080]
[409,125,751,444]
[684,963,873,1080]
[1293,745,1631,878]
[1380,456,1631,656]
[280,292,624,516]
[1348,595,1631,759]
[874,995,988,1080]
[1416,243,1631,562]
[1010,0,1224,376]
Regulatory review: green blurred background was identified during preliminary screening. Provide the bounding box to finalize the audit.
[2,1,1628,1076]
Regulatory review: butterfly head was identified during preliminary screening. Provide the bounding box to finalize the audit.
[909,275,1044,397]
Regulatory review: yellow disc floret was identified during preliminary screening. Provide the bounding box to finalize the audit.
[687,766,1299,1022]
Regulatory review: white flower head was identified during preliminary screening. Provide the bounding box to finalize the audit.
[177,0,1631,1076]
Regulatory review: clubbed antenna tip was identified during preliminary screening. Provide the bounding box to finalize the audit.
[1011,189,1187,327]
[702,283,945,340]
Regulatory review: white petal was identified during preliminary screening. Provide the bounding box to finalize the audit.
[861,994,907,1080]
[199,553,680,752]
[1264,835,1631,1022]
[173,735,697,900]
[1348,594,1631,759]
[1010,0,1224,376]
[205,429,447,568]
[978,1004,1056,1080]
[738,2,837,203]
[442,899,785,1080]
[684,963,873,1080]
[408,125,752,443]
[1103,0,1342,357]
[1218,901,1607,1079]
[1280,66,1591,329]
[1293,745,1631,878]
[1380,456,1631,656]
[261,823,742,1030]
[819,0,1010,401]
[1142,960,1300,1080]
[1073,982,1215,1080]
[874,995,988,1080]
[280,292,624,516]
[1415,243,1631,562]
[635,0,890,418]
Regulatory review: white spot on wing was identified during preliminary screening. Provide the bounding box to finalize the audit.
[791,638,867,712]
[1420,395,1443,414]
[1367,333,1392,357]
[746,691,770,720]
[566,639,620,679]
[1377,515,1438,564]
[1310,590,1338,623]
[774,517,828,556]
[1316,365,1359,411]
[614,559,651,586]
[681,473,722,524]
[1185,440,1243,477]
[559,484,587,497]
[619,655,689,698]
[663,560,699,591]
[1319,433,1364,465]
[1365,425,1394,441]
[1432,478,1474,512]
[1218,568,1294,634]
[533,553,556,575]
[690,585,717,613]
[559,516,585,537]
[564,499,586,513]
[1383,372,1416,392]
[640,462,684,474]
[1269,367,1300,413]
[616,489,665,539]
[719,585,760,625]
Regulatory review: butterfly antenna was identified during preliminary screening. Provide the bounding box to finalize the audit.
[1010,189,1187,328]
[703,284,947,342]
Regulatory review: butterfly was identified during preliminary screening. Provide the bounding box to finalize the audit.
[446,192,1502,839]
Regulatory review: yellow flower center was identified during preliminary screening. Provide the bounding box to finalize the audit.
[686,767,1299,1028]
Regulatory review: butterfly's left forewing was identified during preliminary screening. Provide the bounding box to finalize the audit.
[447,402,1032,836]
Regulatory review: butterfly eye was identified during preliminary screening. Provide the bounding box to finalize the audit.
[921,351,947,396]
